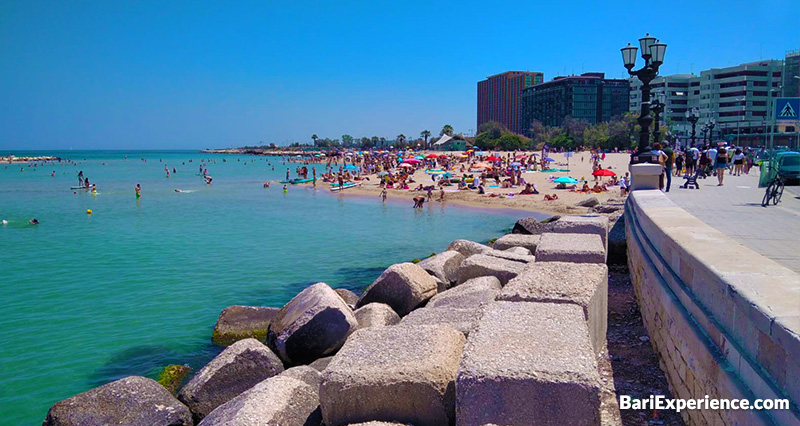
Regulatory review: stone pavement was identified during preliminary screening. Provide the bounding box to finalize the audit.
[663,169,800,273]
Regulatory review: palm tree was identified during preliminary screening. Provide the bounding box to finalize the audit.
[311,134,318,146]
[397,134,406,147]
[440,125,454,137]
[421,130,431,148]
[371,136,380,147]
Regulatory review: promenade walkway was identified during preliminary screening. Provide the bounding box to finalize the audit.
[664,169,800,273]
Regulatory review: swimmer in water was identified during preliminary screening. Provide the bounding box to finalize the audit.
[2,220,8,225]
[92,184,97,193]
[263,182,270,188]
[283,184,288,193]
[174,189,183,192]
[29,218,39,225]
[204,176,213,185]
[135,184,141,198]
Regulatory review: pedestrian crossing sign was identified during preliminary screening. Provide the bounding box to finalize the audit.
[776,98,800,121]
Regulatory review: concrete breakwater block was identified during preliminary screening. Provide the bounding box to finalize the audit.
[198,375,320,426]
[492,234,541,252]
[334,288,360,308]
[446,239,492,257]
[400,307,484,336]
[354,303,400,329]
[357,263,438,317]
[320,325,465,426]
[456,301,601,426]
[455,254,525,285]
[43,376,193,426]
[545,215,608,251]
[535,233,606,264]
[418,250,465,287]
[211,305,280,346]
[267,282,358,366]
[485,248,535,264]
[428,276,501,310]
[499,262,608,354]
[503,246,532,256]
[179,338,285,420]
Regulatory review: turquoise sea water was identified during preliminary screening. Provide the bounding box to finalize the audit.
[0,150,544,425]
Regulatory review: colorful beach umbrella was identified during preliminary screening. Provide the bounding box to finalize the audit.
[425,154,439,158]
[545,158,556,162]
[399,163,414,168]
[344,164,358,170]
[403,158,422,164]
[554,177,578,184]
[485,156,502,161]
[592,169,616,177]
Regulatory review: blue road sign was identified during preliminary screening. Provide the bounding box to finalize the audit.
[775,98,800,121]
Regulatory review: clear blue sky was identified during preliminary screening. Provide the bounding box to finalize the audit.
[1,0,798,150]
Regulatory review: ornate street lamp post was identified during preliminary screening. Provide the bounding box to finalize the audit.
[621,34,667,149]
[651,92,666,144]
[685,107,699,147]
[707,119,716,145]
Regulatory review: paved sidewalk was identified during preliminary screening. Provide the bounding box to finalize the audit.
[664,169,800,273]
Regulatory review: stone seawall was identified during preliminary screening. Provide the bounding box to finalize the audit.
[626,190,800,426]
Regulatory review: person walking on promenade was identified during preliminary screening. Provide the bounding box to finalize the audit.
[662,144,674,192]
[715,147,728,186]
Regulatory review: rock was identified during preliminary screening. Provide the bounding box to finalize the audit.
[211,305,280,346]
[308,356,334,372]
[543,214,609,251]
[485,248,536,264]
[575,196,600,207]
[492,234,541,252]
[511,217,545,235]
[433,275,448,293]
[499,262,609,354]
[281,365,322,390]
[157,364,192,395]
[455,254,525,285]
[335,288,360,308]
[456,302,601,426]
[320,325,465,426]
[268,282,358,365]
[354,303,401,328]
[445,239,491,257]
[43,376,193,426]
[400,307,483,336]
[591,203,623,214]
[607,215,627,265]
[178,338,284,420]
[356,263,438,317]
[503,246,531,256]
[428,276,501,310]
[417,250,465,286]
[535,233,606,264]
[198,376,320,426]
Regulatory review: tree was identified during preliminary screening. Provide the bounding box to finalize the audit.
[371,136,380,146]
[497,133,524,151]
[360,137,371,149]
[421,130,431,148]
[342,134,354,147]
[440,125,454,137]
[379,137,387,146]
[478,121,505,141]
[397,134,406,146]
[562,117,588,147]
[312,134,318,146]
[583,122,610,149]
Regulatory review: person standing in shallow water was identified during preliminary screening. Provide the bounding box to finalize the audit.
[135,184,141,198]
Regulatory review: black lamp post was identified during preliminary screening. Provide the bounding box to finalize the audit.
[707,119,716,144]
[621,34,667,150]
[651,92,665,144]
[685,107,699,147]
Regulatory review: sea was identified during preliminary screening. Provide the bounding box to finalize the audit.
[0,150,546,425]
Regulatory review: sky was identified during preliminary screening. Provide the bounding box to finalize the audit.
[1,0,799,150]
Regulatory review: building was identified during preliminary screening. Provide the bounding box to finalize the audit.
[784,49,800,98]
[629,59,796,146]
[477,71,544,135]
[520,72,630,133]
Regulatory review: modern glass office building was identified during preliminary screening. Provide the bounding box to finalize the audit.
[520,72,629,135]
[477,71,543,135]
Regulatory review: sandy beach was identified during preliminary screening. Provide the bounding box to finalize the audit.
[307,151,631,216]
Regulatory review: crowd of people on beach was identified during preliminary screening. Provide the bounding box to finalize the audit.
[642,142,758,191]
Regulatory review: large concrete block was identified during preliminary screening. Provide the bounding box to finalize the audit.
[499,262,608,354]
[198,375,320,426]
[492,234,541,252]
[400,307,483,336]
[455,254,525,285]
[179,338,285,420]
[357,263,438,317]
[428,276,501,310]
[503,246,532,256]
[320,325,465,426]
[43,376,193,426]
[535,233,606,264]
[354,303,400,329]
[456,301,600,426]
[267,282,358,365]
[418,250,465,285]
[485,248,535,264]
[211,305,280,346]
[545,215,608,250]
[446,239,491,257]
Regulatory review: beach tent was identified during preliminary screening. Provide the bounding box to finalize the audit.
[433,134,453,146]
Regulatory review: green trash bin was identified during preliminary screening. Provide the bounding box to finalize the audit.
[759,160,777,188]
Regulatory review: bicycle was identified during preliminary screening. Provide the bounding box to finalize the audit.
[761,173,785,207]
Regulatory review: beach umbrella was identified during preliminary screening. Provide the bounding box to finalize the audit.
[377,171,389,176]
[399,163,414,168]
[438,154,447,158]
[344,164,358,170]
[515,154,527,158]
[475,151,487,156]
[592,169,616,177]
[485,156,502,161]
[403,158,422,164]
[545,158,556,162]
[554,177,578,184]
[510,162,521,167]
[425,154,438,158]
[414,155,425,160]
